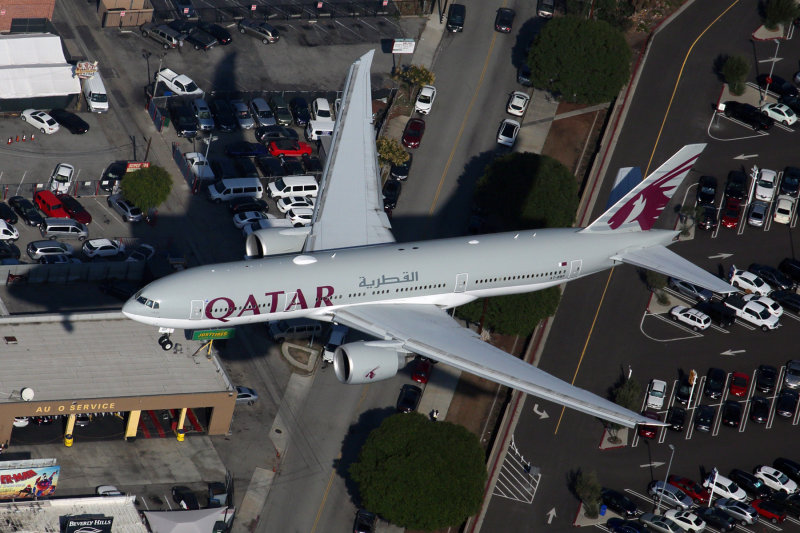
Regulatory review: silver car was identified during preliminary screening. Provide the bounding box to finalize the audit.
[235,386,258,405]
[638,513,683,533]
[715,498,758,525]
[747,200,768,227]
[191,98,215,131]
[648,480,693,510]
[668,277,713,302]
[785,360,800,389]
[231,99,255,129]
[27,240,73,260]
[107,194,143,223]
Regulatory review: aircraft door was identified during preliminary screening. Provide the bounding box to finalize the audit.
[190,300,204,319]
[454,273,468,293]
[568,260,582,279]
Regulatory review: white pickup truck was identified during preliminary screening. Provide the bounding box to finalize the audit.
[184,152,215,181]
[155,68,203,96]
[724,295,780,331]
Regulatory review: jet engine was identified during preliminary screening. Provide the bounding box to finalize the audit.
[333,341,406,384]
[245,226,311,258]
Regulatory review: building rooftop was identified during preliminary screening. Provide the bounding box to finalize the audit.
[0,495,147,533]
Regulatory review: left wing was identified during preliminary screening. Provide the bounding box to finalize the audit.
[332,303,658,428]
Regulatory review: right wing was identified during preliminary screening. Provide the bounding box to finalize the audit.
[333,303,659,428]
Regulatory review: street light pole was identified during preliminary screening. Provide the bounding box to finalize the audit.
[204,135,218,161]
[762,39,782,104]
[656,444,676,514]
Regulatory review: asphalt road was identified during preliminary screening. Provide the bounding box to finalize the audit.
[483,2,800,532]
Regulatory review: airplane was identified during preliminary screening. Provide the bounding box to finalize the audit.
[123,50,734,429]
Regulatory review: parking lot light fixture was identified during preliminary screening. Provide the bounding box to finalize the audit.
[656,444,676,514]
[204,135,218,160]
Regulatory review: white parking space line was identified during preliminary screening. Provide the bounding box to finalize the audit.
[14,170,27,197]
[491,436,540,504]
[706,112,770,142]
[640,312,704,342]
[780,311,800,323]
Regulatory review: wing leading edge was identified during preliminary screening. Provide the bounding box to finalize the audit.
[332,303,660,428]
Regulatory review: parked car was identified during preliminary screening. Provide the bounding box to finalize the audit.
[197,22,232,45]
[58,195,92,224]
[666,406,686,431]
[494,7,515,32]
[697,206,718,230]
[290,97,311,126]
[83,238,125,258]
[774,458,800,484]
[696,506,736,531]
[648,480,693,510]
[396,384,422,413]
[353,509,377,533]
[26,240,73,260]
[669,305,711,330]
[606,518,648,533]
[729,469,772,499]
[725,170,747,200]
[21,109,59,134]
[756,364,778,393]
[696,175,717,206]
[749,263,794,291]
[171,485,200,510]
[781,166,800,195]
[747,200,768,227]
[402,118,426,148]
[601,488,637,518]
[0,202,17,225]
[168,101,197,138]
[772,290,800,314]
[728,372,749,397]
[249,97,276,127]
[694,404,715,432]
[268,139,312,157]
[107,194,143,222]
[704,473,747,501]
[390,153,413,181]
[761,102,797,125]
[720,197,741,228]
[184,27,217,50]
[646,379,668,409]
[752,499,787,523]
[506,91,530,117]
[269,94,293,126]
[755,168,778,202]
[694,300,735,327]
[729,267,771,295]
[238,19,279,43]
[638,513,682,533]
[126,244,155,262]
[721,400,742,427]
[496,118,520,147]
[383,179,402,210]
[749,396,770,423]
[663,510,706,532]
[411,357,433,384]
[754,466,798,494]
[704,367,726,399]
[723,101,773,130]
[785,360,800,389]
[714,498,758,525]
[668,475,710,504]
[229,198,268,216]
[233,211,267,229]
[230,99,255,129]
[49,108,89,134]
[773,195,795,224]
[9,196,44,226]
[414,85,437,115]
[276,196,315,214]
[770,492,800,518]
[255,125,298,144]
[225,142,268,158]
[757,74,798,98]
[776,389,800,419]
[668,277,712,302]
[638,411,661,439]
[235,386,258,405]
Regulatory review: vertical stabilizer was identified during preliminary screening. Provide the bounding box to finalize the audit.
[581,144,706,233]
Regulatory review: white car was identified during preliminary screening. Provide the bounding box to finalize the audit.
[703,473,748,501]
[414,85,436,115]
[755,168,777,202]
[761,102,797,125]
[729,267,771,296]
[233,211,267,229]
[497,119,520,147]
[285,207,314,226]
[125,244,156,262]
[49,163,75,194]
[669,305,711,331]
[21,109,59,134]
[743,294,783,318]
[0,220,19,242]
[664,510,706,532]
[646,379,668,410]
[311,98,333,122]
[506,91,530,117]
[184,152,215,181]
[96,485,124,496]
[754,466,798,494]
[83,238,125,258]
[276,196,316,214]
[774,194,795,224]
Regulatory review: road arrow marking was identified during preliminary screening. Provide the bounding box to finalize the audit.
[533,403,549,420]
[640,462,665,468]
[721,349,746,356]
[708,253,733,259]
[546,508,556,524]
[733,154,758,160]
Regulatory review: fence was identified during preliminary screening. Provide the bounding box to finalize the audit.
[4,259,145,286]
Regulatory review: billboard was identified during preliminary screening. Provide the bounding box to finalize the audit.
[0,465,60,499]
[63,514,114,533]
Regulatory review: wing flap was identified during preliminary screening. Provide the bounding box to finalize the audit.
[333,303,660,428]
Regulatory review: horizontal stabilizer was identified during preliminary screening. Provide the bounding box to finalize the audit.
[613,245,736,294]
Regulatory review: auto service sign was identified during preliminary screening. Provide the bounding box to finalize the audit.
[0,465,60,499]
[74,61,99,79]
[392,38,415,54]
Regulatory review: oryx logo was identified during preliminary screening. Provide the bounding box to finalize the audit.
[607,155,699,231]
[365,367,380,379]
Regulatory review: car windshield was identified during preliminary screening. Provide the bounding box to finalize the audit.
[501,124,515,136]
[419,94,432,104]
[757,308,770,319]
[650,389,663,398]
[198,110,211,119]
[759,178,774,188]
[787,364,800,376]
[701,185,714,194]
[725,481,740,493]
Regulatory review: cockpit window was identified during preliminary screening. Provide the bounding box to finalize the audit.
[136,293,159,309]
[144,299,160,309]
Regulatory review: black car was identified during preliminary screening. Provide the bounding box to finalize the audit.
[100,160,129,192]
[224,142,268,158]
[0,202,18,225]
[255,125,298,144]
[353,509,376,533]
[280,156,304,175]
[666,405,686,431]
[775,389,799,418]
[290,97,311,126]
[721,400,742,427]
[167,19,195,35]
[605,518,649,533]
[255,156,284,178]
[723,101,774,130]
[770,290,800,313]
[782,167,800,196]
[8,196,44,226]
[694,404,715,432]
[229,198,268,216]
[171,485,200,510]
[674,375,691,404]
[601,488,637,518]
[748,263,794,291]
[396,384,422,413]
[770,492,800,519]
[210,99,238,132]
[704,367,726,399]
[774,458,800,483]
[782,95,800,115]
[185,28,217,51]
[697,505,736,531]
[750,395,771,423]
[169,102,197,138]
[390,153,413,181]
[725,170,748,200]
[698,206,718,231]
[302,154,323,173]
[757,74,799,98]
[729,469,773,499]
[383,179,402,209]
[697,175,717,206]
[210,158,237,180]
[695,300,735,327]
[517,64,532,87]
[48,109,89,134]
[494,7,515,32]
[757,364,778,393]
[779,257,800,284]
[197,22,232,45]
[233,157,260,178]
[0,242,20,260]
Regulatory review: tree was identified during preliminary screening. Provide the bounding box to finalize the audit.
[350,413,486,530]
[393,64,435,99]
[574,470,603,518]
[376,137,409,166]
[528,16,631,104]
[120,165,172,214]
[611,377,642,410]
[765,0,800,30]
[720,55,750,96]
[456,289,561,336]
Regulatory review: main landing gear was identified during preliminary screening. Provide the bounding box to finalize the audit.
[158,334,173,351]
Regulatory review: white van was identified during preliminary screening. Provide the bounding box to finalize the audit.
[83,74,109,113]
[268,176,318,199]
[305,120,334,141]
[207,177,264,203]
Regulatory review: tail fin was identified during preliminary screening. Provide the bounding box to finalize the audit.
[581,144,706,233]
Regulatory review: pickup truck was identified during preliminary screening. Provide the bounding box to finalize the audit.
[724,295,780,331]
[154,68,203,96]
[184,152,215,181]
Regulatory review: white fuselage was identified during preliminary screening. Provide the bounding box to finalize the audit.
[122,227,677,329]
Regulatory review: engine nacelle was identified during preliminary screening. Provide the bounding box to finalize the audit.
[333,341,405,384]
[245,226,311,258]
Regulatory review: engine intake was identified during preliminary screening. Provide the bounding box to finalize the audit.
[333,341,405,384]
[245,226,310,258]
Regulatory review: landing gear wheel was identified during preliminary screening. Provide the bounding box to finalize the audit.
[158,334,173,351]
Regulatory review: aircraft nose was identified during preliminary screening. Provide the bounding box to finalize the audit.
[121,298,137,318]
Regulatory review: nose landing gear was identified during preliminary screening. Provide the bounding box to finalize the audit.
[158,334,173,351]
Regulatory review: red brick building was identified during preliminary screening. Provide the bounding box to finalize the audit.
[0,0,56,33]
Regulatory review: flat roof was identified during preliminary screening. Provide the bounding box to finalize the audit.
[0,495,147,533]
[0,313,231,403]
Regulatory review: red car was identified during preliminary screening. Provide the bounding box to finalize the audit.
[729,372,749,397]
[721,197,741,228]
[58,194,92,224]
[268,139,313,157]
[411,357,433,384]
[751,499,787,523]
[668,475,710,504]
[402,118,426,149]
[637,411,660,439]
